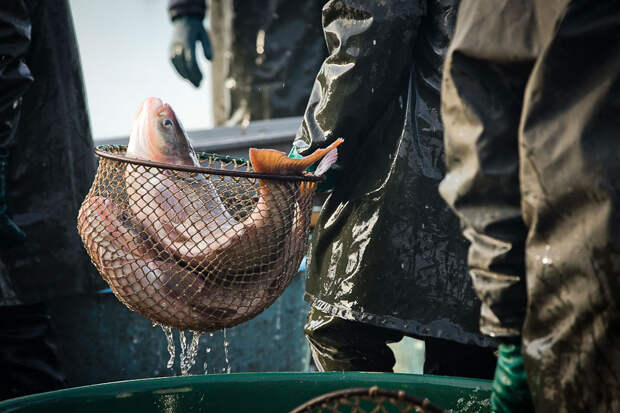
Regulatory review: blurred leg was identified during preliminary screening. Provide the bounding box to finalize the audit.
[423,336,496,379]
[0,302,66,400]
[439,0,542,340]
[519,1,620,409]
[304,308,403,372]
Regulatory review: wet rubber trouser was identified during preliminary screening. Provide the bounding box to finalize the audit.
[0,0,96,397]
[0,0,100,304]
[305,308,497,379]
[295,0,496,355]
[440,1,620,410]
[0,303,66,400]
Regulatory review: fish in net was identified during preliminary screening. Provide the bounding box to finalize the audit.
[77,98,342,332]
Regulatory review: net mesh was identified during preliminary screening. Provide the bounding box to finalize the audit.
[290,387,445,413]
[77,145,316,332]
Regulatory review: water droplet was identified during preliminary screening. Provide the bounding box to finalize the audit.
[372,39,376,45]
[241,116,250,132]
[256,29,266,54]
[224,78,236,89]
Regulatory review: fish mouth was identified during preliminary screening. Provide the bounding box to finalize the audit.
[138,97,164,113]
[156,103,175,120]
[136,97,176,122]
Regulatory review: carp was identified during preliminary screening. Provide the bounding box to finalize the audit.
[77,97,341,331]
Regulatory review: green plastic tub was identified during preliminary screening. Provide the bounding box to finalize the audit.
[0,372,491,412]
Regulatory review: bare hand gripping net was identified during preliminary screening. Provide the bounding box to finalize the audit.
[77,145,318,332]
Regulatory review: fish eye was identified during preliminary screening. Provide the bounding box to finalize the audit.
[162,119,173,128]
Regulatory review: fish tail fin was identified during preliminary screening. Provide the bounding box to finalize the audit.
[291,138,344,173]
[313,146,339,177]
[249,138,344,176]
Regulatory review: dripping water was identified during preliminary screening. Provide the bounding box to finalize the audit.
[223,329,231,374]
[203,341,212,375]
[274,298,282,341]
[179,330,187,369]
[160,325,176,371]
[179,330,201,375]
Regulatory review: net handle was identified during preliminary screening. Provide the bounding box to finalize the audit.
[94,145,323,183]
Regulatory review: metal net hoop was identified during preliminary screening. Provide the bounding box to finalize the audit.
[77,145,318,332]
[289,387,446,413]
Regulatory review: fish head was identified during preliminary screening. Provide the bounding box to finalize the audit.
[127,97,199,166]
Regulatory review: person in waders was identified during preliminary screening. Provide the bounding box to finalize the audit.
[0,0,100,399]
[289,0,498,379]
[440,1,620,411]
[167,0,327,126]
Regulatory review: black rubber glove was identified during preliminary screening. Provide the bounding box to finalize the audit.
[169,15,212,87]
[0,152,26,248]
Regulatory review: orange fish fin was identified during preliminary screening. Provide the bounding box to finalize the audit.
[249,148,289,174]
[249,138,344,176]
[295,138,344,173]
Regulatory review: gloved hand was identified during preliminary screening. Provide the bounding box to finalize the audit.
[491,343,534,412]
[0,152,26,248]
[288,146,339,193]
[169,15,212,87]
